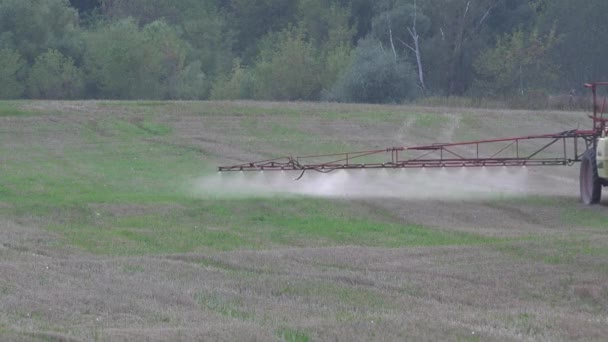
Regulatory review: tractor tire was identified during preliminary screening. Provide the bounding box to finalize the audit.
[580,148,602,205]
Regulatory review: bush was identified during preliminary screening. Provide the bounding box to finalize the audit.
[174,61,210,100]
[0,0,80,62]
[85,19,204,99]
[326,37,417,104]
[85,19,157,99]
[252,28,323,101]
[0,48,26,99]
[27,49,84,99]
[473,29,558,99]
[210,59,254,100]
[321,43,353,91]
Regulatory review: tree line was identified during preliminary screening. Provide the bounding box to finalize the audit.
[0,0,605,104]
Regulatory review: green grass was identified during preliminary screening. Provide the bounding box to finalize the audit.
[413,113,444,128]
[277,280,393,309]
[0,101,526,257]
[561,206,608,229]
[32,197,504,256]
[196,292,252,321]
[99,100,173,108]
[487,195,608,230]
[497,238,608,266]
[0,102,35,116]
[4,100,608,342]
[276,328,311,342]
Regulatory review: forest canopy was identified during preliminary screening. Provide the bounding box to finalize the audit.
[0,0,604,103]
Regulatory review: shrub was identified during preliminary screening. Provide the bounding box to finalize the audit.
[252,28,323,101]
[0,48,26,99]
[326,37,418,104]
[27,49,84,99]
[85,19,203,99]
[210,59,254,100]
[174,61,210,100]
[0,0,80,62]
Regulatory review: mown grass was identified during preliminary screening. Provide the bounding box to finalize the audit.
[276,327,311,342]
[4,101,608,341]
[7,100,602,258]
[10,196,502,256]
[561,206,608,229]
[0,101,515,257]
[0,102,35,116]
[497,237,608,268]
[488,194,608,230]
[195,291,253,321]
[277,280,393,310]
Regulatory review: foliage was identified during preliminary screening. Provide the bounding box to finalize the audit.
[0,48,26,99]
[210,59,254,100]
[84,19,157,99]
[226,0,299,63]
[174,61,210,100]
[474,28,559,98]
[536,0,608,88]
[69,0,100,15]
[371,0,431,56]
[321,44,354,92]
[0,0,80,62]
[418,0,537,96]
[141,20,191,99]
[0,0,605,103]
[101,0,234,79]
[84,19,206,99]
[297,0,355,50]
[27,49,84,99]
[101,0,214,26]
[252,28,323,101]
[327,37,417,103]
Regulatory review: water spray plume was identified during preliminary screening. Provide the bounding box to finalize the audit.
[194,167,534,200]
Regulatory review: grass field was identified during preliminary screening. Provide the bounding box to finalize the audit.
[1,100,608,341]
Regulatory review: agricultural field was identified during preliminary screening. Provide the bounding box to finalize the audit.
[1,101,608,341]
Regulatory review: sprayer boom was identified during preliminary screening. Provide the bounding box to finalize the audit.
[219,130,596,179]
[216,83,608,204]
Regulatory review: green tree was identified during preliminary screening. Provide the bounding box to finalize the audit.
[321,43,354,92]
[141,20,188,99]
[297,0,354,49]
[537,0,608,88]
[344,0,375,43]
[84,19,155,99]
[101,0,234,80]
[474,28,558,98]
[327,36,417,103]
[372,0,431,91]
[296,0,355,91]
[0,48,26,99]
[174,61,210,100]
[210,59,254,100]
[419,0,536,95]
[253,28,323,101]
[27,49,84,99]
[0,0,81,62]
[227,0,298,62]
[85,19,210,99]
[69,0,100,15]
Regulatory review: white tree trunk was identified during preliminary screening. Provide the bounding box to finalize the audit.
[400,0,426,91]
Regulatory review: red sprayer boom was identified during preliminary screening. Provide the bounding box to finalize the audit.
[218,83,608,203]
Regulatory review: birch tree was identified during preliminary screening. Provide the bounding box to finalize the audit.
[372,0,430,92]
[420,0,507,95]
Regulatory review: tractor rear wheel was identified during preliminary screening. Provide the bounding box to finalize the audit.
[580,148,602,205]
